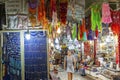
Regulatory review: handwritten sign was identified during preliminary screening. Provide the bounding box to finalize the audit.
[6,0,22,14]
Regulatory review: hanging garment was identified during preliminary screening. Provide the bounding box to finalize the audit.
[102,2,112,24]
[66,23,72,40]
[8,15,18,29]
[60,1,68,25]
[17,15,28,29]
[87,30,94,40]
[50,0,56,18]
[91,4,102,31]
[38,0,45,23]
[85,15,91,30]
[51,11,58,27]
[72,24,77,40]
[38,0,48,29]
[82,32,87,41]
[110,10,120,35]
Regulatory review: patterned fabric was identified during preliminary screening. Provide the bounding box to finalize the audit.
[110,10,120,35]
[102,2,112,24]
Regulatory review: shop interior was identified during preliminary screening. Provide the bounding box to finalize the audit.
[0,0,120,80]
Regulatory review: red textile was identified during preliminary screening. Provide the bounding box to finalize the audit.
[110,10,120,35]
[60,2,68,25]
[50,0,56,18]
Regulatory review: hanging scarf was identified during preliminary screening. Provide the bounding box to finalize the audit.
[50,0,56,18]
[72,24,77,40]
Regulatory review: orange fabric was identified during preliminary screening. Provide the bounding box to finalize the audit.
[38,0,48,29]
[29,15,36,27]
[29,7,36,14]
[79,19,86,39]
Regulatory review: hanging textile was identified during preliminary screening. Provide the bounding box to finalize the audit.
[66,23,72,38]
[110,10,120,35]
[102,2,112,24]
[91,4,102,31]
[51,11,58,27]
[78,19,86,40]
[72,24,77,40]
[77,24,81,40]
[82,32,87,41]
[28,0,37,15]
[59,0,68,25]
[29,14,36,27]
[8,15,18,29]
[85,15,91,30]
[87,30,94,40]
[50,0,56,18]
[17,15,28,29]
[38,0,48,28]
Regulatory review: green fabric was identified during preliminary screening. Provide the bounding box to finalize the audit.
[91,4,102,31]
[82,32,87,41]
[72,24,77,40]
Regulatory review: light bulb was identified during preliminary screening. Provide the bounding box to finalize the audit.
[57,28,61,34]
[26,33,30,40]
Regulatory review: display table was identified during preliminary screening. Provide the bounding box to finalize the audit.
[86,66,120,80]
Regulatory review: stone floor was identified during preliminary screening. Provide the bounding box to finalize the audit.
[57,71,94,80]
[50,68,95,80]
